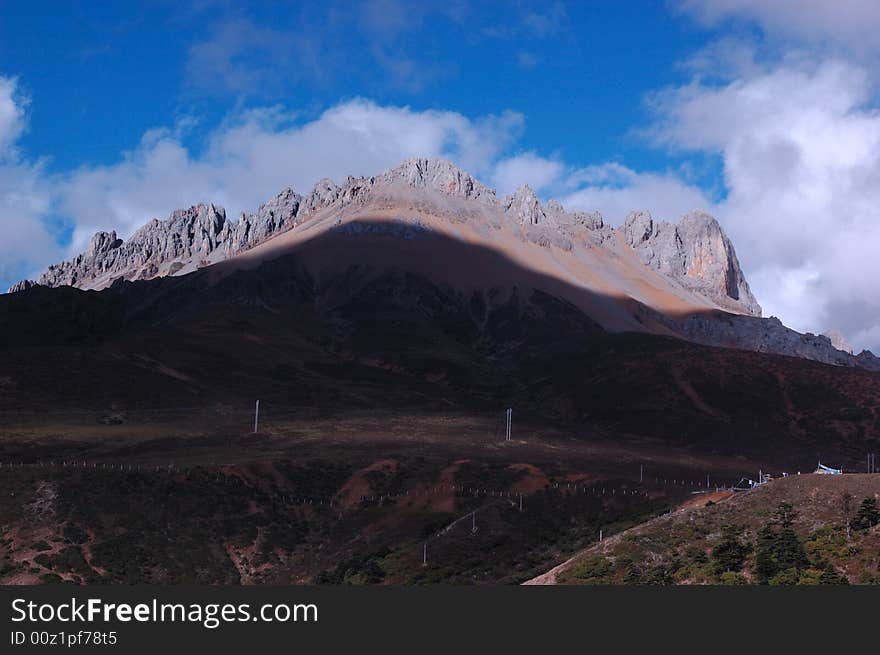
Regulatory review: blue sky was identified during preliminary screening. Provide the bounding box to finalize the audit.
[2,1,880,352]
[1,2,710,174]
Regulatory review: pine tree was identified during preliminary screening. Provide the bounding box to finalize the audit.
[774,524,808,572]
[712,524,750,574]
[754,502,808,584]
[853,497,880,531]
[754,523,777,584]
[774,501,797,527]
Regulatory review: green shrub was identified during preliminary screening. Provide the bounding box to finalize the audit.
[718,571,746,585]
[572,555,612,582]
[685,544,708,564]
[768,568,800,585]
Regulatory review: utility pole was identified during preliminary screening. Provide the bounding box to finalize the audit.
[423,542,427,566]
[254,399,260,433]
[640,464,643,483]
[706,473,710,488]
[471,511,477,533]
[505,407,512,441]
[519,494,523,512]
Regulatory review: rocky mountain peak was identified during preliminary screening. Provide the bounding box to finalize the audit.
[620,209,761,317]
[8,157,880,372]
[85,231,123,258]
[503,184,546,225]
[8,159,754,321]
[383,158,496,203]
[155,203,228,256]
[301,178,341,215]
[572,210,604,230]
[229,188,303,253]
[622,210,654,245]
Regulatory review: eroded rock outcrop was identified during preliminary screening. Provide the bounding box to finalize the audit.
[620,209,761,317]
[7,279,36,294]
[37,204,228,288]
[23,180,341,290]
[230,188,302,253]
[503,185,546,225]
[384,157,496,203]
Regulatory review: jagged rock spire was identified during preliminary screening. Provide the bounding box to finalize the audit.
[621,209,761,317]
[7,279,36,294]
[503,184,545,225]
[383,158,496,203]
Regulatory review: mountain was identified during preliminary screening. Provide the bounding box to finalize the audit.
[2,160,879,587]
[2,158,879,463]
[6,158,878,372]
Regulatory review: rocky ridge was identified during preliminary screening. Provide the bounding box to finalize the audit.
[7,157,876,371]
[673,313,880,372]
[621,209,761,317]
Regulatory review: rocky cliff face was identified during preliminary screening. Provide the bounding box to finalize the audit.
[620,209,761,317]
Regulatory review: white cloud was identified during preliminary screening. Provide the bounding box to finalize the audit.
[676,0,880,53]
[491,152,565,196]
[487,153,714,223]
[0,76,27,160]
[0,77,60,287]
[58,100,525,252]
[647,59,880,351]
[558,163,714,225]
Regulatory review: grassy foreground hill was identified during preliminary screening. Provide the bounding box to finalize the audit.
[527,474,880,585]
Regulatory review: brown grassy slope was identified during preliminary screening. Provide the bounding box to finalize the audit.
[528,474,880,585]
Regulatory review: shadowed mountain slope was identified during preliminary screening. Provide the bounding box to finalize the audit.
[1,223,878,470]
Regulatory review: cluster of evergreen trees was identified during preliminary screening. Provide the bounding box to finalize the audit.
[753,502,813,584]
[711,496,879,585]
